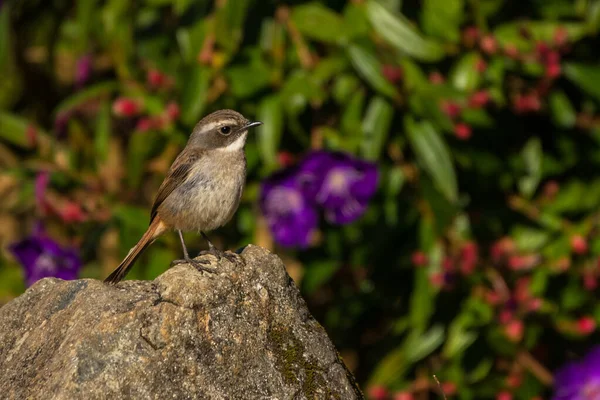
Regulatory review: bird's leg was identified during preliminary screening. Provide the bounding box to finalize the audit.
[197,231,238,263]
[171,230,216,272]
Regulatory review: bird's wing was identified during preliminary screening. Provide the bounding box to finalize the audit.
[150,148,203,224]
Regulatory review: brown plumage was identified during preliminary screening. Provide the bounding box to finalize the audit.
[104,109,262,284]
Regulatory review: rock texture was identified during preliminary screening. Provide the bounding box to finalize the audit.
[0,245,362,400]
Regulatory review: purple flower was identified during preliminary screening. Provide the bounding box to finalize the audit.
[9,231,81,286]
[75,54,93,87]
[298,151,378,225]
[553,346,600,399]
[260,169,318,248]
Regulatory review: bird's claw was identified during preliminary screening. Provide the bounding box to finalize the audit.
[171,257,216,273]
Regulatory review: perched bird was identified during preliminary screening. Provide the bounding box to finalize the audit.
[104,109,262,284]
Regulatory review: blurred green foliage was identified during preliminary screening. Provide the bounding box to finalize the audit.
[1,0,600,398]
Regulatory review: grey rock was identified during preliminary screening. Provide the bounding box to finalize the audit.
[0,245,363,400]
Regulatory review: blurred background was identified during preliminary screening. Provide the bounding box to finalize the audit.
[1,0,600,398]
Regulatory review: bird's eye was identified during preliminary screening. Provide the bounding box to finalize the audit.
[220,126,231,135]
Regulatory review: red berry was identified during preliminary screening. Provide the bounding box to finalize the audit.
[393,392,413,400]
[440,101,462,118]
[584,272,598,291]
[571,234,588,255]
[545,63,561,79]
[60,201,86,223]
[504,320,524,342]
[454,123,472,140]
[468,90,490,109]
[382,65,403,83]
[491,237,516,263]
[577,316,596,334]
[112,97,141,117]
[553,27,569,47]
[147,69,165,87]
[543,181,559,198]
[277,151,295,167]
[136,118,154,132]
[166,102,181,121]
[513,93,541,113]
[460,241,478,275]
[429,72,445,85]
[503,44,519,59]
[496,391,513,400]
[480,35,498,54]
[462,26,479,47]
[368,385,388,400]
[475,58,487,73]
[441,382,457,395]
[411,251,428,267]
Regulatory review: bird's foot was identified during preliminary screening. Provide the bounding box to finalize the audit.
[198,247,239,263]
[170,256,216,273]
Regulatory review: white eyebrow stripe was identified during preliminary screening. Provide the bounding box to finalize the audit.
[200,119,239,133]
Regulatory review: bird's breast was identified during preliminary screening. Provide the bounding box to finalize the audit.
[158,151,246,232]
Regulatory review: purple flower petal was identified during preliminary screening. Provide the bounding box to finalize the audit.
[553,346,600,400]
[260,168,319,248]
[9,230,82,286]
[298,151,379,225]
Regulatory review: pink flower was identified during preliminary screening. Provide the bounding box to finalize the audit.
[60,201,86,223]
[35,171,51,213]
[460,241,478,275]
[393,392,413,400]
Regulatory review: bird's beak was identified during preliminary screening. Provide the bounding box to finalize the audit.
[244,121,263,130]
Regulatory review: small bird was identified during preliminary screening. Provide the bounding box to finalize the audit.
[104,109,262,284]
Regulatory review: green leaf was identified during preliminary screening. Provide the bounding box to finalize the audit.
[127,131,156,188]
[549,91,576,128]
[347,43,397,98]
[0,112,36,148]
[181,66,211,126]
[421,0,464,43]
[564,63,600,102]
[366,0,445,62]
[361,96,394,160]
[94,101,111,162]
[404,325,445,363]
[256,95,284,171]
[449,52,481,92]
[494,21,588,52]
[405,118,459,203]
[409,267,435,333]
[444,317,477,358]
[368,346,408,386]
[291,2,345,43]
[518,137,542,198]
[214,0,251,54]
[302,261,340,295]
[54,82,119,116]
[227,62,272,99]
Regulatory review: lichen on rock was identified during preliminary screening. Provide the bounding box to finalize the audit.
[0,245,363,400]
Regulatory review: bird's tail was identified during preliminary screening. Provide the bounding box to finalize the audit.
[104,217,167,284]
